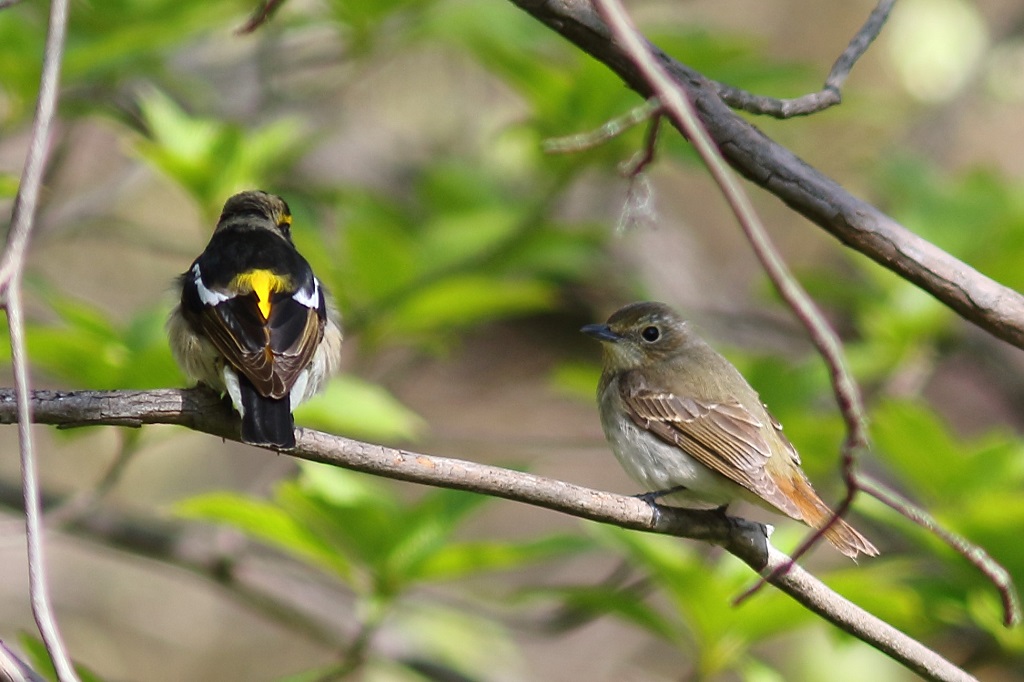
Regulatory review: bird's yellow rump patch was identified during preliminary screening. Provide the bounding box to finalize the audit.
[232,269,290,319]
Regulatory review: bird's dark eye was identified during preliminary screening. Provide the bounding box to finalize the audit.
[641,325,660,342]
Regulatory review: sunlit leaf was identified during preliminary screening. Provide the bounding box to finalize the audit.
[416,534,594,581]
[389,275,555,334]
[176,492,352,579]
[294,374,424,442]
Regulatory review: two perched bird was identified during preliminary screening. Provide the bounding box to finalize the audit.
[168,192,873,557]
[168,191,342,449]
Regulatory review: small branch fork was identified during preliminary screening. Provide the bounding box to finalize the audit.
[540,0,896,153]
[0,387,981,682]
[716,0,897,118]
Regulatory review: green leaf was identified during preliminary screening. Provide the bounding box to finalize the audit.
[16,291,181,390]
[282,467,409,588]
[524,582,680,641]
[294,374,424,442]
[389,602,519,680]
[297,460,393,507]
[332,192,420,305]
[134,88,304,216]
[384,488,493,581]
[587,524,810,666]
[0,172,20,198]
[419,209,520,274]
[416,534,594,581]
[389,275,555,335]
[176,492,352,579]
[872,400,960,500]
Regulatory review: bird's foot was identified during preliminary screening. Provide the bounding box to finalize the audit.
[633,485,688,508]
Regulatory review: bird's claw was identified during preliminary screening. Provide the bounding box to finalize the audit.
[633,485,687,507]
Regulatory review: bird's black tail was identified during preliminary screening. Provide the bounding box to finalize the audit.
[238,375,295,448]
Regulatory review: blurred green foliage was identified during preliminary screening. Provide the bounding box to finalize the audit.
[2,0,1023,680]
[179,464,592,680]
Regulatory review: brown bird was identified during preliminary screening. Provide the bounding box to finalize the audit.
[582,301,877,559]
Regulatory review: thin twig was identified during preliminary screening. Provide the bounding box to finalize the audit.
[619,111,662,178]
[237,0,289,35]
[542,97,661,154]
[591,0,871,591]
[6,292,78,682]
[0,0,78,678]
[823,0,898,92]
[615,112,662,232]
[858,474,1021,627]
[717,0,897,117]
[0,387,979,682]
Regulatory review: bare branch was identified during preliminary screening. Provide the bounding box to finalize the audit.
[507,0,1024,350]
[717,0,897,117]
[0,0,78,678]
[0,387,980,682]
[858,475,1021,627]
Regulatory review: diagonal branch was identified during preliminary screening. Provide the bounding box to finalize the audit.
[0,387,978,682]
[507,0,1024,350]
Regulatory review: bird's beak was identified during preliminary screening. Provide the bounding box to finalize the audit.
[581,323,621,343]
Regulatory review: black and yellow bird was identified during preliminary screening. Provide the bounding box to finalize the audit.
[168,190,342,448]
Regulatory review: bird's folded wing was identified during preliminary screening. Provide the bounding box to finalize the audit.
[192,290,324,400]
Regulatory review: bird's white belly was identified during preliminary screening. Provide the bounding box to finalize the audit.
[601,410,738,509]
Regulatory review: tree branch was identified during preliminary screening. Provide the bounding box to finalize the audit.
[507,0,1024,350]
[0,388,976,682]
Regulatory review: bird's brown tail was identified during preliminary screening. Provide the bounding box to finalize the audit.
[790,477,878,559]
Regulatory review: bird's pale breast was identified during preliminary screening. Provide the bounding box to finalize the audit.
[597,376,741,508]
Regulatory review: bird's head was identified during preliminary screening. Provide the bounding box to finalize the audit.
[216,190,294,242]
[581,301,694,371]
